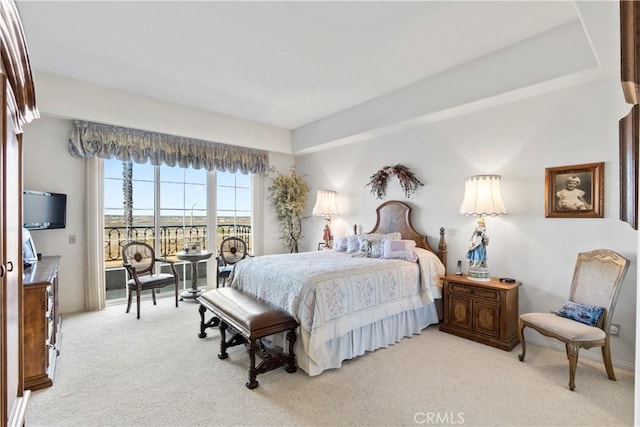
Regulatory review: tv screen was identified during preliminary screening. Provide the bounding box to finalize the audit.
[23,190,67,230]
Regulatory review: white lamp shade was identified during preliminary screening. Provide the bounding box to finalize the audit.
[459,175,507,216]
[312,190,338,217]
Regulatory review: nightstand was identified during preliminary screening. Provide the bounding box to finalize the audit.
[439,274,521,351]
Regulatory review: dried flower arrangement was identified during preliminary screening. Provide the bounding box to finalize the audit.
[365,164,424,199]
[268,167,309,253]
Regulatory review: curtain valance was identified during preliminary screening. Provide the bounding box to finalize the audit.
[68,120,269,175]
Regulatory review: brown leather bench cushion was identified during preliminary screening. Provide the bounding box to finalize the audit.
[198,287,298,340]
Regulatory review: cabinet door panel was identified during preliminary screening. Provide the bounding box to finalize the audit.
[473,301,500,337]
[449,295,472,329]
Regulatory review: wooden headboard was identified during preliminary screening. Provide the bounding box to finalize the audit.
[366,200,447,267]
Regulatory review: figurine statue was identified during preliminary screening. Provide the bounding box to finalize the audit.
[466,217,488,266]
[466,217,490,281]
[322,223,332,247]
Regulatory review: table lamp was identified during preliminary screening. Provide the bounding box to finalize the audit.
[459,175,507,281]
[312,190,338,247]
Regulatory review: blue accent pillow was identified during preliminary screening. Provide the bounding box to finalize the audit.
[556,301,605,327]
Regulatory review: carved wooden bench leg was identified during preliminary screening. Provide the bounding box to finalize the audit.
[246,339,259,389]
[197,301,220,339]
[286,328,297,374]
[218,321,229,360]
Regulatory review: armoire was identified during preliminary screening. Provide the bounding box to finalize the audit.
[0,1,38,426]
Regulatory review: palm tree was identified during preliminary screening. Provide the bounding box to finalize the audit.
[122,160,133,241]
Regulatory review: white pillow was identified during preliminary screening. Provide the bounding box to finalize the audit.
[383,232,402,241]
[346,235,361,253]
[333,236,348,252]
[381,239,418,262]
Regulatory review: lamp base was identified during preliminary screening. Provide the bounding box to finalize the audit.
[467,265,490,281]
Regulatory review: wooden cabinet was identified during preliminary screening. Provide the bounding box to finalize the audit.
[439,275,521,351]
[23,257,60,391]
[0,2,38,423]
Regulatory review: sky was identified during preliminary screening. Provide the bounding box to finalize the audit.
[103,158,251,220]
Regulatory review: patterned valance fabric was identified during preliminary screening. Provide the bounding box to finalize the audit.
[68,120,269,175]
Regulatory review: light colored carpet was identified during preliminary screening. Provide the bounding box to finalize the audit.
[25,296,634,427]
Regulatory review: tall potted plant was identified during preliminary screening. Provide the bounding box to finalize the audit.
[268,167,309,253]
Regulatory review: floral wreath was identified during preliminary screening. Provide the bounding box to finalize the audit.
[365,164,424,199]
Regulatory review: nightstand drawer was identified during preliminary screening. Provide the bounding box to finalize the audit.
[450,283,499,301]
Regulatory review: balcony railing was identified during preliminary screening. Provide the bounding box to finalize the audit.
[104,224,252,263]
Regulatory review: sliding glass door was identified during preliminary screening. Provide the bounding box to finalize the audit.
[103,159,252,302]
[216,170,253,254]
[159,164,207,256]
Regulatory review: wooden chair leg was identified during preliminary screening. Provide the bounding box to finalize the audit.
[136,288,141,320]
[126,288,133,314]
[151,288,157,305]
[174,282,179,307]
[566,342,579,391]
[602,337,616,381]
[517,319,527,362]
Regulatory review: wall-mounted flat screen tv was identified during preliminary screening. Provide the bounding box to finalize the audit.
[23,190,67,230]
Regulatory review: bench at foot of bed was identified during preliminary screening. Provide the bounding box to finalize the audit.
[197,287,299,389]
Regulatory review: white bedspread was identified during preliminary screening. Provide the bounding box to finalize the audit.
[229,247,445,375]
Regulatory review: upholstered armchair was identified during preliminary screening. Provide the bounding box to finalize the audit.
[517,249,630,391]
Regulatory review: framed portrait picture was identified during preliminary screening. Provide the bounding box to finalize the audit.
[545,162,604,218]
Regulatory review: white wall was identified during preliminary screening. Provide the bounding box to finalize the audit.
[34,72,292,155]
[22,118,85,312]
[296,77,637,369]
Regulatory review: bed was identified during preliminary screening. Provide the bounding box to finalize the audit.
[229,200,447,376]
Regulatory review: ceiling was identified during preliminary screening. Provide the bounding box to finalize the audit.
[16,1,586,131]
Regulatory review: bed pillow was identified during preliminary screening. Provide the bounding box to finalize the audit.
[356,233,401,258]
[347,232,403,257]
[383,232,402,241]
[357,233,382,257]
[349,238,373,258]
[556,301,605,327]
[346,235,361,254]
[377,232,401,257]
[333,236,348,252]
[381,239,417,262]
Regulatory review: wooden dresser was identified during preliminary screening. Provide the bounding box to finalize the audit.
[23,256,61,390]
[439,274,521,351]
[0,1,39,423]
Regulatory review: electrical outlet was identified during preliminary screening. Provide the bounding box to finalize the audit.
[610,323,620,337]
[68,234,76,244]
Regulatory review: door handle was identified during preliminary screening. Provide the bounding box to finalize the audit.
[6,261,13,272]
[0,264,4,277]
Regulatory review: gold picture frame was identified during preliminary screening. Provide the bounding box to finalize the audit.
[545,162,604,218]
